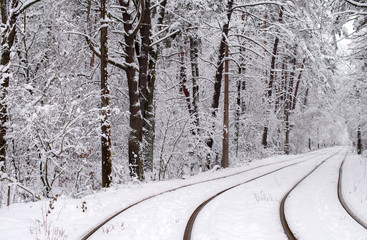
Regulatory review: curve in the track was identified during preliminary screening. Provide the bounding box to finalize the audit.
[81,150,327,239]
[337,152,367,230]
[182,150,337,240]
[279,149,344,239]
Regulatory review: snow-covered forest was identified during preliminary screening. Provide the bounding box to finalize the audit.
[0,0,364,206]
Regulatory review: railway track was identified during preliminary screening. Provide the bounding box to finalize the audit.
[81,150,326,239]
[280,149,367,239]
[278,151,340,239]
[337,153,367,230]
[182,149,341,240]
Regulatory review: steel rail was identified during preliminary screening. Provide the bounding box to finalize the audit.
[80,150,326,239]
[337,151,367,230]
[279,149,344,239]
[182,151,334,240]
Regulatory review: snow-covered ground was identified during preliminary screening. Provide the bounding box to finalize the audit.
[342,153,367,228]
[286,150,367,240]
[0,146,366,240]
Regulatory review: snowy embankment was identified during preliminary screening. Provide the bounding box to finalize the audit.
[0,147,366,240]
[0,150,315,240]
[342,154,367,227]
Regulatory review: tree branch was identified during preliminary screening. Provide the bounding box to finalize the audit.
[129,0,145,38]
[231,33,275,57]
[232,1,285,10]
[67,31,128,71]
[345,0,367,8]
[14,0,42,16]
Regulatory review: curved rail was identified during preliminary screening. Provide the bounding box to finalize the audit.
[338,152,367,230]
[183,156,323,240]
[81,150,324,239]
[279,150,343,239]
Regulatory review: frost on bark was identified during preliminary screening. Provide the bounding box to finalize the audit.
[179,46,192,113]
[211,0,234,115]
[235,57,246,157]
[141,0,167,173]
[280,58,290,154]
[119,0,145,180]
[292,58,306,110]
[87,0,96,67]
[87,0,145,180]
[100,0,112,188]
[189,34,200,134]
[138,0,151,172]
[283,46,297,154]
[206,0,233,166]
[0,0,40,172]
[178,33,201,135]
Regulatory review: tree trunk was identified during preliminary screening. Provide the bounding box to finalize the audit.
[287,45,298,108]
[221,45,229,168]
[262,36,279,147]
[189,35,200,134]
[0,0,18,172]
[284,109,290,155]
[211,0,234,115]
[119,0,144,180]
[138,0,152,172]
[138,0,150,114]
[282,46,299,154]
[87,0,145,179]
[357,127,362,155]
[303,87,309,107]
[235,70,243,157]
[87,0,96,67]
[100,0,112,188]
[278,61,287,109]
[292,58,306,110]
[262,7,284,148]
[281,59,290,154]
[235,51,246,157]
[141,0,167,172]
[207,0,233,165]
[179,46,192,113]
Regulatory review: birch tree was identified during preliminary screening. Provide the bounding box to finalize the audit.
[100,0,111,187]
